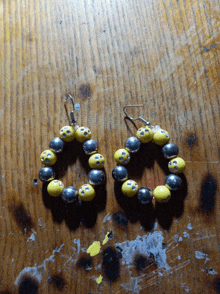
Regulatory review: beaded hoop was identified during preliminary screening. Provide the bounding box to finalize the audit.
[38,95,106,203]
[112,104,186,204]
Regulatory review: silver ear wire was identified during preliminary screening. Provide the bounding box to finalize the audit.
[64,94,77,125]
[123,99,153,126]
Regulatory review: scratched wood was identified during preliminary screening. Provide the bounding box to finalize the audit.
[0,0,220,293]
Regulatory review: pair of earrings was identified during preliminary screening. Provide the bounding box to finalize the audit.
[38,96,186,206]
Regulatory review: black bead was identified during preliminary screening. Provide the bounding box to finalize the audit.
[112,166,128,182]
[61,186,78,203]
[165,174,182,191]
[38,166,55,182]
[88,170,105,185]
[162,143,178,159]
[83,139,98,155]
[125,137,141,153]
[50,137,65,153]
[137,187,152,204]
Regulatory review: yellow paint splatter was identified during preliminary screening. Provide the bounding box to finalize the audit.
[87,241,101,257]
[96,275,103,284]
[102,231,109,245]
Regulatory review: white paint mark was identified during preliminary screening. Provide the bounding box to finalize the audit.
[178,256,181,260]
[12,259,14,263]
[182,283,191,293]
[173,234,179,243]
[14,244,64,285]
[208,268,217,275]
[152,222,158,230]
[95,264,102,271]
[38,218,43,227]
[74,239,81,255]
[103,213,111,223]
[27,233,36,242]
[63,246,78,267]
[195,251,208,260]
[192,234,216,242]
[115,231,170,270]
[183,232,190,239]
[187,223,193,230]
[81,248,87,252]
[178,237,183,242]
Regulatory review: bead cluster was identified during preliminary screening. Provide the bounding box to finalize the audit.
[38,125,105,203]
[112,125,186,203]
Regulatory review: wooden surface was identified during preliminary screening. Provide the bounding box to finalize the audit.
[0,0,220,293]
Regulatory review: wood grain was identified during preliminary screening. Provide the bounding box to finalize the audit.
[0,0,220,293]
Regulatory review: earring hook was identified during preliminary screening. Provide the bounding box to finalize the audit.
[63,94,77,125]
[123,99,153,126]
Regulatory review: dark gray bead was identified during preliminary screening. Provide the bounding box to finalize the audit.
[38,166,55,182]
[137,187,152,204]
[88,169,105,185]
[162,143,178,159]
[125,137,141,153]
[165,174,182,191]
[112,166,128,182]
[83,139,97,155]
[61,186,78,203]
[50,137,65,153]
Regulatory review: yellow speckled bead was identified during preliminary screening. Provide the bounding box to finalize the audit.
[122,180,138,197]
[89,154,105,169]
[168,157,186,173]
[47,180,64,197]
[75,127,91,143]
[40,150,57,166]
[153,185,171,203]
[153,129,170,146]
[136,127,153,143]
[60,126,75,142]
[79,184,95,201]
[114,149,130,165]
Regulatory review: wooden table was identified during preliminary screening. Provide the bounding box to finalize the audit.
[0,0,220,293]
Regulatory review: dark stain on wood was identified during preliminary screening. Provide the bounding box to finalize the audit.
[102,246,120,282]
[18,277,38,294]
[49,274,66,291]
[212,276,220,293]
[76,256,92,270]
[0,291,12,294]
[200,174,217,215]
[79,84,91,98]
[186,134,198,149]
[134,253,156,272]
[11,204,34,234]
[112,211,128,227]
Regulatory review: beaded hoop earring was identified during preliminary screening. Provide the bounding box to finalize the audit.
[38,95,106,203]
[112,104,186,204]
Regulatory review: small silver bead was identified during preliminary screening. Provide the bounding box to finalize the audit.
[162,143,178,159]
[38,166,55,182]
[165,174,182,191]
[112,166,128,182]
[88,170,105,185]
[61,186,78,203]
[50,137,65,153]
[83,139,97,155]
[125,137,141,153]
[137,187,152,204]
